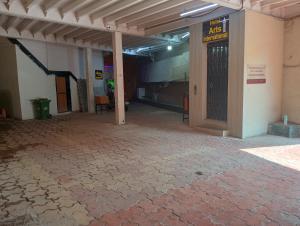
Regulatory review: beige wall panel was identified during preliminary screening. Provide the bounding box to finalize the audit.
[283,17,300,124]
[243,10,284,138]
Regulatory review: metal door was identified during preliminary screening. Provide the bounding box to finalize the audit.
[207,41,228,121]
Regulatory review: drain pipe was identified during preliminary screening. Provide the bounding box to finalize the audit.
[283,114,288,126]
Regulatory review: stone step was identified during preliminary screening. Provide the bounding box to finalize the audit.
[195,126,229,137]
[268,122,300,138]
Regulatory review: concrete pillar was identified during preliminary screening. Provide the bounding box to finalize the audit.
[189,23,205,127]
[85,48,95,113]
[112,31,125,125]
[227,12,245,138]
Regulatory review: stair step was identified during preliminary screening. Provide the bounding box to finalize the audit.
[195,126,229,137]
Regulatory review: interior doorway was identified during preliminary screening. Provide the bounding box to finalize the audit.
[206,40,229,122]
[56,75,71,113]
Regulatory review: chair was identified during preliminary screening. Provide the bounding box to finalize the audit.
[95,96,110,113]
[0,108,6,119]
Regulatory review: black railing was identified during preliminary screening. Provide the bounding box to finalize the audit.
[8,38,78,82]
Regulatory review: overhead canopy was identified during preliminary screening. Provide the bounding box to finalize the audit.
[0,0,299,53]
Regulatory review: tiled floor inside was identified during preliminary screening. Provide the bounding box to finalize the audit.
[0,104,300,226]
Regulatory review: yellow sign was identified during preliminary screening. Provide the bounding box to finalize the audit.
[203,16,229,43]
[95,70,103,80]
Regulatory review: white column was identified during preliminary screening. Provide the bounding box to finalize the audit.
[85,48,95,113]
[112,31,125,125]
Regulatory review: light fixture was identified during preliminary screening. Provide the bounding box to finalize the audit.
[180,3,218,17]
[136,47,149,53]
[167,45,172,51]
[181,32,190,39]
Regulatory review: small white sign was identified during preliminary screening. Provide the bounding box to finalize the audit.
[247,64,266,78]
[247,64,266,84]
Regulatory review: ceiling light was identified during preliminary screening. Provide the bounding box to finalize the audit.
[182,32,190,39]
[167,45,172,51]
[180,3,218,17]
[136,47,149,53]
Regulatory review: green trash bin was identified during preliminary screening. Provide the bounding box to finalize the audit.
[32,98,51,120]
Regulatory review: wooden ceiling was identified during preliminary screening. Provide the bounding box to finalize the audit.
[0,13,181,53]
[0,0,219,52]
[250,0,300,18]
[0,0,299,53]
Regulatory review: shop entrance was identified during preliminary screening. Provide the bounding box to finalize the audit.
[206,40,229,122]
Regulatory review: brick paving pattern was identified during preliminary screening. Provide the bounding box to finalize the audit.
[0,104,299,226]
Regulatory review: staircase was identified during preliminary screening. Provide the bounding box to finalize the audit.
[8,38,77,82]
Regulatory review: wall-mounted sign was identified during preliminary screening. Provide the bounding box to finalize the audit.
[95,70,103,80]
[203,16,229,43]
[247,64,266,84]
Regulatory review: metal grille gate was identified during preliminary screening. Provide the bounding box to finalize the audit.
[207,41,229,121]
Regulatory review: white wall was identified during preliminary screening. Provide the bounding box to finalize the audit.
[141,43,189,82]
[0,37,22,119]
[15,47,58,120]
[19,39,80,111]
[242,10,284,138]
[78,48,85,79]
[78,48,106,96]
[92,50,105,96]
[16,39,107,118]
[283,17,300,124]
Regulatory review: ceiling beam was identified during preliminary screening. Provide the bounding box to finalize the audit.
[21,0,43,10]
[75,30,102,40]
[43,24,66,35]
[83,33,109,42]
[270,0,300,10]
[55,26,79,37]
[261,0,286,7]
[59,0,89,15]
[30,20,51,34]
[41,0,66,13]
[129,0,207,28]
[201,0,242,9]
[0,14,8,27]
[103,0,169,24]
[137,14,179,30]
[0,28,112,51]
[64,28,90,39]
[90,0,142,20]
[89,34,112,43]
[145,7,235,35]
[16,19,38,32]
[64,27,87,39]
[0,0,144,35]
[75,0,116,18]
[3,16,22,30]
[116,0,194,26]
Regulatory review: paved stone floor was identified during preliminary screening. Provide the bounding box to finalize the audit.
[0,104,300,226]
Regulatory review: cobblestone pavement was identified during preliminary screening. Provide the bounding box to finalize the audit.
[0,104,300,226]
